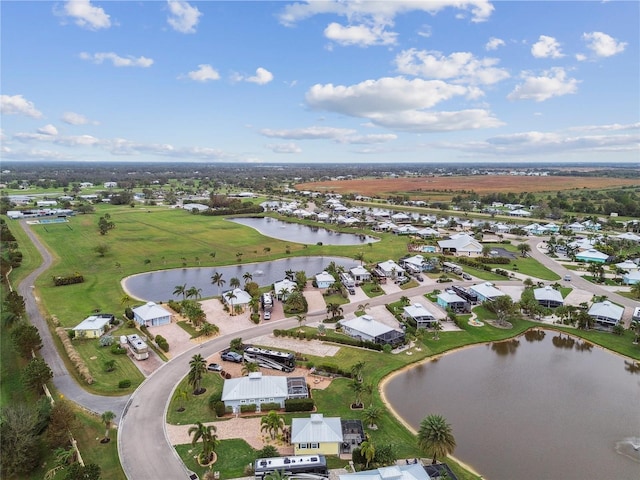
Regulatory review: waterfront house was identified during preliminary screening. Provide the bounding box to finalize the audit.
[437,233,482,256]
[274,279,297,301]
[436,290,469,313]
[133,302,172,327]
[339,315,405,346]
[588,301,624,329]
[469,282,506,302]
[291,414,343,456]
[315,271,336,289]
[403,303,438,329]
[349,266,371,284]
[222,288,252,311]
[221,372,308,413]
[375,260,405,280]
[339,463,432,480]
[533,286,564,308]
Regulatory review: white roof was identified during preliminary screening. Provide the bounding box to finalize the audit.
[576,249,609,261]
[73,315,111,331]
[274,279,297,295]
[339,463,430,480]
[315,271,335,283]
[291,414,343,444]
[402,255,425,267]
[470,282,506,300]
[221,373,288,402]
[340,315,395,337]
[437,290,466,304]
[133,302,171,321]
[350,265,370,276]
[616,232,640,242]
[403,303,436,319]
[588,301,624,321]
[223,288,252,306]
[437,234,482,252]
[533,286,564,303]
[615,260,638,271]
[377,260,404,274]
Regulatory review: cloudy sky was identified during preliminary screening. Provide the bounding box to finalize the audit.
[1,0,638,164]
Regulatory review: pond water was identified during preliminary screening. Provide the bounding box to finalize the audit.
[384,330,640,480]
[228,217,378,245]
[123,256,359,302]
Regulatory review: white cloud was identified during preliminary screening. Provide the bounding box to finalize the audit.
[582,31,627,57]
[575,53,587,62]
[368,109,504,132]
[79,52,154,68]
[417,24,432,38]
[338,133,398,144]
[279,1,494,27]
[260,126,356,140]
[324,22,397,47]
[62,0,111,30]
[531,35,564,59]
[37,124,58,136]
[0,94,43,118]
[266,143,302,154]
[167,0,202,34]
[394,49,510,85]
[568,122,640,132]
[485,37,505,51]
[246,68,274,85]
[507,68,579,102]
[182,64,220,82]
[62,112,97,125]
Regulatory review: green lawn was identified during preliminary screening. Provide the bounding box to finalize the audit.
[176,439,255,480]
[167,371,225,425]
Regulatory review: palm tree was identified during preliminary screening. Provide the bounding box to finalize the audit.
[229,277,241,289]
[417,414,456,465]
[101,411,115,443]
[354,251,365,265]
[243,272,253,285]
[432,321,442,340]
[630,282,640,299]
[242,361,259,376]
[363,405,383,429]
[45,447,76,480]
[120,294,131,307]
[295,314,306,331]
[357,302,370,315]
[326,302,343,319]
[400,296,410,306]
[359,440,376,468]
[249,296,260,314]
[285,269,295,281]
[188,422,219,464]
[224,291,237,315]
[186,286,202,300]
[173,283,187,300]
[350,361,365,383]
[631,319,640,345]
[350,379,364,408]
[260,410,285,440]
[175,387,190,412]
[210,272,225,297]
[188,354,207,394]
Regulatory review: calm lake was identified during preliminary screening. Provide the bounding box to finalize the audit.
[123,256,359,302]
[384,330,640,480]
[228,217,379,245]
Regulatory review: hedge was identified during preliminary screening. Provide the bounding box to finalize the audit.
[119,379,132,388]
[55,327,94,384]
[260,402,282,412]
[52,273,84,286]
[285,398,315,412]
[240,404,257,413]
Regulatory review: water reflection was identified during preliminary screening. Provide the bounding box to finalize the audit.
[490,338,520,355]
[523,329,546,342]
[624,360,640,374]
[551,332,593,351]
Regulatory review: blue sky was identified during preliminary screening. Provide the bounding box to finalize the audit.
[1,0,638,164]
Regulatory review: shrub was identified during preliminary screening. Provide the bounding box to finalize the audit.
[99,335,114,347]
[213,401,226,417]
[156,338,169,352]
[111,344,127,355]
[118,379,131,388]
[240,404,257,414]
[260,402,281,412]
[125,318,135,327]
[285,398,315,412]
[52,273,84,286]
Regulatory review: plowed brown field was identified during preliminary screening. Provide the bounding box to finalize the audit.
[296,176,639,198]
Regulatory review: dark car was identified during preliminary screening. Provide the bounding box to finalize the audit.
[462,273,472,280]
[221,351,243,363]
[415,275,424,282]
[207,363,222,372]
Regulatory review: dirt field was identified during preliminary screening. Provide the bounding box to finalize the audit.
[296,176,639,198]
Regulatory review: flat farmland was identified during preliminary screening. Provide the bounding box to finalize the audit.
[296,175,639,198]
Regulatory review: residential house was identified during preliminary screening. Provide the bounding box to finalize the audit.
[221,372,308,413]
[72,314,113,338]
[633,307,640,323]
[375,260,405,280]
[274,279,297,301]
[469,282,506,302]
[437,233,482,256]
[222,288,252,311]
[588,301,624,329]
[349,266,371,284]
[132,302,172,327]
[436,290,469,313]
[615,232,640,243]
[400,255,426,274]
[339,315,405,346]
[533,286,564,308]
[339,463,432,480]
[291,414,343,456]
[416,227,440,238]
[508,208,532,217]
[615,260,639,272]
[622,271,640,285]
[315,271,336,289]
[403,303,438,329]
[575,249,609,264]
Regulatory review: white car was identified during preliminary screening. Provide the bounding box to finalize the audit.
[263,310,271,320]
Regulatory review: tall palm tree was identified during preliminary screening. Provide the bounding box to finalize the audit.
[120,294,131,307]
[229,277,241,289]
[417,414,456,465]
[188,354,207,394]
[432,321,442,340]
[224,291,237,315]
[285,269,295,281]
[242,361,260,376]
[351,361,366,383]
[186,286,202,300]
[188,422,219,464]
[173,283,187,300]
[243,272,253,285]
[295,314,306,331]
[260,410,285,440]
[354,251,365,265]
[210,272,225,297]
[326,302,343,319]
[101,411,115,443]
[350,379,364,408]
[359,440,376,468]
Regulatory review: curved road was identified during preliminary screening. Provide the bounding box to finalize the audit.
[15,221,638,479]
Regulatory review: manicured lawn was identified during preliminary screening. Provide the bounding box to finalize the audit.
[177,320,202,338]
[323,292,350,306]
[361,282,385,298]
[176,439,255,480]
[167,371,225,425]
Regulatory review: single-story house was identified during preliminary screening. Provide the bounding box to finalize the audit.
[633,307,640,323]
[534,286,564,308]
[339,463,431,480]
[615,260,639,272]
[274,279,297,301]
[469,282,506,303]
[622,270,640,285]
[349,266,371,283]
[221,372,308,413]
[182,203,209,212]
[437,234,482,256]
[315,271,336,289]
[588,301,624,329]
[376,260,405,280]
[416,227,440,238]
[339,315,405,346]
[508,208,532,217]
[223,288,252,311]
[400,255,426,274]
[72,314,114,338]
[615,232,640,243]
[132,301,172,327]
[403,303,438,329]
[575,249,609,264]
[436,290,470,313]
[291,414,343,456]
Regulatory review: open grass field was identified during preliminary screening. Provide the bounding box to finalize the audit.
[295,175,640,199]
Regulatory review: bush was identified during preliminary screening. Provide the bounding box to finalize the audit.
[156,338,169,352]
[52,273,84,286]
[118,379,131,388]
[260,402,281,412]
[111,344,127,355]
[125,318,135,327]
[99,335,114,347]
[240,404,257,414]
[285,398,315,412]
[214,401,226,417]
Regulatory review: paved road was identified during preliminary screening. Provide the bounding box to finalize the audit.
[16,220,130,416]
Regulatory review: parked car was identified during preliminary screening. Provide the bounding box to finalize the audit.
[563,274,572,281]
[207,363,222,372]
[462,273,472,280]
[263,310,271,320]
[221,351,243,363]
[415,275,424,282]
